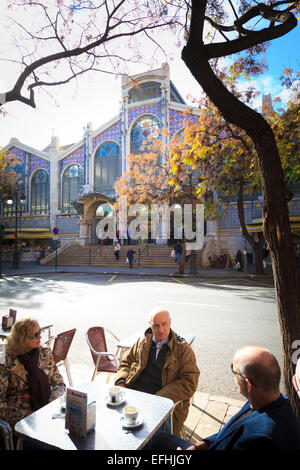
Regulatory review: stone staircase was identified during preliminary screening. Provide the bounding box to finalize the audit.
[44,244,205,268]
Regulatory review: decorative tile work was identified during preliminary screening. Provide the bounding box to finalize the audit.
[92,122,121,151]
[61,147,85,172]
[218,205,240,229]
[3,216,50,230]
[128,103,161,128]
[289,198,300,217]
[6,148,25,182]
[56,215,80,234]
[29,155,50,175]
[8,147,25,163]
[21,216,50,229]
[218,202,263,229]
[169,109,199,138]
[251,203,263,220]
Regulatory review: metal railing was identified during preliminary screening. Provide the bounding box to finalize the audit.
[137,245,149,266]
[89,244,102,265]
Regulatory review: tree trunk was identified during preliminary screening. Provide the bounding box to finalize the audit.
[178,242,186,275]
[236,181,265,275]
[182,47,300,416]
[253,243,264,275]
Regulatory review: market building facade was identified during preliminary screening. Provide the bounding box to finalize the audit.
[1,64,299,266]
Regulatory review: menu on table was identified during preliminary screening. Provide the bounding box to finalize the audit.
[65,388,96,438]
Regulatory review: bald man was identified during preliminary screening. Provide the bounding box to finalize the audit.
[114,307,199,437]
[153,345,300,450]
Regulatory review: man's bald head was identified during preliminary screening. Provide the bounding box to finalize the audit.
[233,346,281,393]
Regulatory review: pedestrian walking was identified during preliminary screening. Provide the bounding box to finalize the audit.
[113,240,120,261]
[126,248,135,268]
[174,241,182,264]
[235,249,243,271]
[36,247,45,265]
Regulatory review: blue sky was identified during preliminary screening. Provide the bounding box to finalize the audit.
[232,25,300,112]
[1,17,299,151]
[265,26,299,77]
[255,25,299,107]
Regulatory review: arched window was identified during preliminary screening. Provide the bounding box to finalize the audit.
[128,82,161,103]
[130,115,161,154]
[94,141,120,192]
[30,170,49,215]
[62,164,84,213]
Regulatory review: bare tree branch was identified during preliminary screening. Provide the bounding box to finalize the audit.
[1,0,180,107]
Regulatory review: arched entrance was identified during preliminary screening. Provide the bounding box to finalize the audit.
[75,193,115,246]
[92,203,115,245]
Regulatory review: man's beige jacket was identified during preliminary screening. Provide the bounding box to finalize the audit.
[115,328,200,437]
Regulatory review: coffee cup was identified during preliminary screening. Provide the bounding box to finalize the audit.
[109,386,124,404]
[123,405,138,425]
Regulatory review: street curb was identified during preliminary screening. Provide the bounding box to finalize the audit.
[1,269,274,281]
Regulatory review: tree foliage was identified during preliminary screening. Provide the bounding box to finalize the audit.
[273,103,300,187]
[178,0,300,414]
[0,150,22,197]
[114,127,202,273]
[114,131,175,207]
[114,127,201,207]
[268,71,300,191]
[170,71,300,273]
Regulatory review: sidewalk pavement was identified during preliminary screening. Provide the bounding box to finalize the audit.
[0,260,274,281]
[2,260,261,444]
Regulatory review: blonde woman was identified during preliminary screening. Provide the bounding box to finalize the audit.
[0,318,65,429]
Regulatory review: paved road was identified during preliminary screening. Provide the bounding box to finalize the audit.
[0,270,280,399]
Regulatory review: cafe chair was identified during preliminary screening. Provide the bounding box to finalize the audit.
[85,326,120,383]
[292,375,300,398]
[293,358,300,399]
[170,401,186,438]
[46,328,76,387]
[0,420,14,450]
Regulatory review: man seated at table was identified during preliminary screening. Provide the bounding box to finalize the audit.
[152,345,300,450]
[114,307,200,437]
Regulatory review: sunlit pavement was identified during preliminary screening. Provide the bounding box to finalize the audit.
[1,262,276,444]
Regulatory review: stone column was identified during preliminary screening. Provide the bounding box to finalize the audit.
[77,218,90,246]
[49,152,59,230]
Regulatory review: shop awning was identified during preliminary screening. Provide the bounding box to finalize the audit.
[245,217,300,233]
[4,231,53,239]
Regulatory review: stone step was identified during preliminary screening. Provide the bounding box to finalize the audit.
[45,244,205,268]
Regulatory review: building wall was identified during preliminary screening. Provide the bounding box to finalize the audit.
[2,66,299,258]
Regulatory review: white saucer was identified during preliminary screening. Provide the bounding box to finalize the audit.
[106,398,126,407]
[120,416,144,428]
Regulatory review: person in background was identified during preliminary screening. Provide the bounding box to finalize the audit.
[0,318,65,447]
[113,240,121,261]
[126,248,135,268]
[153,345,300,450]
[174,241,182,264]
[235,249,243,271]
[36,247,45,265]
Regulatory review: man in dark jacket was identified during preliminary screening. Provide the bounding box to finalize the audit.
[126,248,135,268]
[153,345,300,450]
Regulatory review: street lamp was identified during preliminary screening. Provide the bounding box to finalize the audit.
[0,223,5,278]
[188,172,198,276]
[6,190,26,269]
